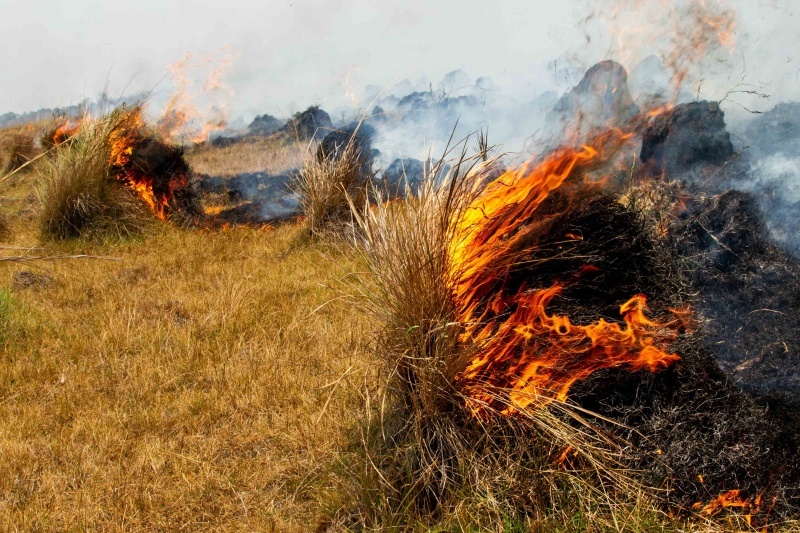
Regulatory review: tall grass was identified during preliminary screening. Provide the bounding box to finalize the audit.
[295,132,375,236]
[35,109,148,240]
[333,148,658,530]
[0,128,37,176]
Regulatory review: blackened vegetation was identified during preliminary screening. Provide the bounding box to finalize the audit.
[195,171,300,224]
[247,113,283,137]
[562,100,800,520]
[641,101,735,179]
[490,179,800,521]
[449,96,800,521]
[277,105,333,141]
[121,135,201,220]
[674,190,800,404]
[500,183,681,324]
[317,123,375,162]
[547,60,640,141]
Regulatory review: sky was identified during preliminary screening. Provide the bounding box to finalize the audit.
[1,0,798,124]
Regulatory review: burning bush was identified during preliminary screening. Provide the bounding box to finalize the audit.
[337,128,800,529]
[295,128,375,236]
[336,150,650,529]
[36,105,200,239]
[35,109,150,240]
[40,118,81,150]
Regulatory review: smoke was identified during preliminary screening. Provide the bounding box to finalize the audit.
[153,48,239,143]
[751,153,800,204]
[330,0,759,171]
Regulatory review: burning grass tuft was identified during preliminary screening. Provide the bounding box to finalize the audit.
[295,130,375,236]
[331,126,800,529]
[332,151,654,530]
[35,109,151,240]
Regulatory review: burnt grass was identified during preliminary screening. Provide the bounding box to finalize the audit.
[503,178,800,521]
[123,135,201,220]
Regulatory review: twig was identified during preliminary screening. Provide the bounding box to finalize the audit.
[0,254,123,263]
[747,309,787,317]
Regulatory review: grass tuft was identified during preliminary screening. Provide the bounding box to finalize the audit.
[295,131,375,236]
[0,128,37,176]
[35,109,150,240]
[328,149,642,530]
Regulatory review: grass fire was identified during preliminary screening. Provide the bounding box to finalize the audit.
[1,0,800,531]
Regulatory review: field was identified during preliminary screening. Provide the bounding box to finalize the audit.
[0,129,797,532]
[0,138,374,531]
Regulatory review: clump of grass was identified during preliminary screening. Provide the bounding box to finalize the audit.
[332,151,642,530]
[294,131,375,236]
[0,128,37,176]
[35,109,149,240]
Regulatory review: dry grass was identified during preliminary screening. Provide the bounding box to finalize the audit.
[0,213,11,242]
[0,130,797,532]
[0,222,370,531]
[35,109,150,241]
[185,136,306,178]
[295,134,375,236]
[0,127,38,177]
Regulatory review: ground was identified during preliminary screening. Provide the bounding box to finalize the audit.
[0,139,372,531]
[0,133,796,532]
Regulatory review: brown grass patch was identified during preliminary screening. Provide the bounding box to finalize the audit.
[0,127,38,176]
[185,137,306,177]
[0,224,370,530]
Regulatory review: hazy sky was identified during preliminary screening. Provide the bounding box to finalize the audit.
[1,0,798,122]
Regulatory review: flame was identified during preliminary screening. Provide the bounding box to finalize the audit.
[449,129,686,414]
[692,489,766,526]
[594,0,736,105]
[51,121,81,145]
[108,109,187,220]
[694,489,750,515]
[156,49,236,144]
[692,488,775,526]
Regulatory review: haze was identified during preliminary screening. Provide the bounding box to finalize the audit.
[1,0,798,124]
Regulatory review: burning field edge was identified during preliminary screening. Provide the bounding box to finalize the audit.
[3,59,800,533]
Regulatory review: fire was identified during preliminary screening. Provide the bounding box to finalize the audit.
[51,121,81,145]
[108,108,190,220]
[108,110,164,220]
[449,129,686,414]
[156,50,235,143]
[694,489,750,515]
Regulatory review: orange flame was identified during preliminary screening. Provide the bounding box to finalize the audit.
[109,109,186,220]
[595,0,736,105]
[156,50,236,144]
[449,129,686,414]
[51,122,81,145]
[692,489,765,526]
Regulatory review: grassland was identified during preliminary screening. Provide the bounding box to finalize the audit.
[0,137,374,531]
[185,136,307,178]
[0,128,796,531]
